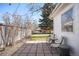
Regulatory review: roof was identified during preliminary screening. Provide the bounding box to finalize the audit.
[35,27,41,30]
[49,3,71,20]
[0,23,26,29]
[49,3,62,19]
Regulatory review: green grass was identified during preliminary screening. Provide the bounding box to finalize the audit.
[31,34,49,41]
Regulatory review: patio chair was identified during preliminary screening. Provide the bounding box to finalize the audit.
[49,36,65,55]
[50,36,71,56]
[50,36,65,48]
[48,33,57,45]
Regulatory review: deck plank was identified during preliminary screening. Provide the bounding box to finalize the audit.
[12,41,59,56]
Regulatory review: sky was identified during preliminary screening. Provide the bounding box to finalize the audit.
[0,3,44,24]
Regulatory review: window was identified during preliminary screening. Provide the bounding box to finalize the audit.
[61,8,73,32]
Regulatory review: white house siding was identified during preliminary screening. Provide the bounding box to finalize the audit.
[53,4,79,55]
[53,14,61,39]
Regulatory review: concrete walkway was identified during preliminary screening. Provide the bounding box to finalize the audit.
[12,41,59,56]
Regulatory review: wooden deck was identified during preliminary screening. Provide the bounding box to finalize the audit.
[12,41,59,56]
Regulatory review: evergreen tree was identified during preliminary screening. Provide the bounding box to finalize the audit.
[39,3,56,33]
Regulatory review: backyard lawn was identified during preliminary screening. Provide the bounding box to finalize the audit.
[31,34,50,41]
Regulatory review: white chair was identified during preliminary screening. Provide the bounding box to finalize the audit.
[49,36,64,54]
[48,34,57,44]
[50,36,64,48]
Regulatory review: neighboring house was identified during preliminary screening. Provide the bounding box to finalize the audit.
[49,3,79,55]
[32,27,41,34]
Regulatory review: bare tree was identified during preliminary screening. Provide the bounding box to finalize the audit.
[12,14,22,42]
[2,12,11,46]
[0,25,6,50]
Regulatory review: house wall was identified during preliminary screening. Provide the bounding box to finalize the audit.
[53,4,79,55]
